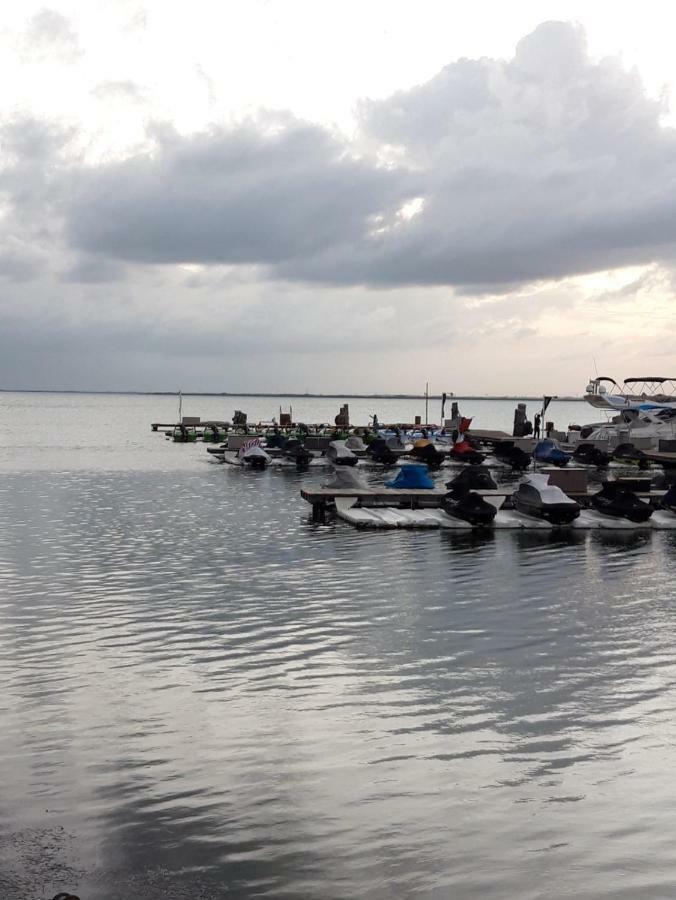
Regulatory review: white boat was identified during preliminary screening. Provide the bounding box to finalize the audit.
[584,376,676,410]
[570,405,676,451]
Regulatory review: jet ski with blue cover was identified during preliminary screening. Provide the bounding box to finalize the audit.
[512,474,580,524]
[385,463,435,489]
[493,440,531,471]
[572,442,611,467]
[590,481,653,522]
[533,439,570,468]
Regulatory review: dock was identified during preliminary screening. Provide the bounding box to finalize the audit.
[300,486,665,523]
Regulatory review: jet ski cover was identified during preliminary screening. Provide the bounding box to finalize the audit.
[385,464,435,489]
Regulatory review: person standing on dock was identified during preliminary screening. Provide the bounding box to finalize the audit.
[534,413,541,439]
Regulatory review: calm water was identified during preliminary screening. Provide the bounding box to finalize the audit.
[1,393,675,899]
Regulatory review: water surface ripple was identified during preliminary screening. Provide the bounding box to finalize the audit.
[1,395,676,898]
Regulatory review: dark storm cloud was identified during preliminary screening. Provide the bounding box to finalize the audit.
[6,20,676,291]
[61,22,676,287]
[66,120,413,265]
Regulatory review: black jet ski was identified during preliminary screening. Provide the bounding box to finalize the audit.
[441,467,498,526]
[367,438,399,467]
[591,481,653,523]
[573,442,612,468]
[410,442,444,471]
[446,467,498,492]
[612,443,649,470]
[512,475,580,525]
[283,438,313,471]
[493,440,531,471]
[442,490,497,526]
[660,483,676,513]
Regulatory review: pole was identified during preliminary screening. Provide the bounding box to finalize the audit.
[178,390,182,423]
[425,382,429,426]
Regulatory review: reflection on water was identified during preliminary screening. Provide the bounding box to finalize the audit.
[1,397,676,898]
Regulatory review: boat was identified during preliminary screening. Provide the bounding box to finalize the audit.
[512,474,580,524]
[326,440,358,467]
[584,376,676,410]
[572,443,612,468]
[533,439,570,468]
[493,440,531,471]
[590,481,653,523]
[573,405,676,453]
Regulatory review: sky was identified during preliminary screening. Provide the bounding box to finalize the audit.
[1,1,675,395]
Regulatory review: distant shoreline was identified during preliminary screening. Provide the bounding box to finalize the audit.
[0,388,583,402]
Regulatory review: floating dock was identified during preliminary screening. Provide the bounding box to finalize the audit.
[301,486,668,527]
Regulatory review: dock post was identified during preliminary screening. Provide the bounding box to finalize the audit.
[312,500,327,524]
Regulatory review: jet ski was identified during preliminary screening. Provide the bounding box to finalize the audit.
[367,438,399,467]
[533,439,570,468]
[442,468,498,525]
[202,424,227,442]
[612,443,650,470]
[446,467,498,492]
[238,444,271,470]
[572,442,611,468]
[283,438,313,471]
[493,440,531,471]
[442,489,497,526]
[385,463,435,489]
[591,481,653,523]
[660,483,676,513]
[172,424,198,443]
[265,430,287,449]
[326,440,358,467]
[344,435,367,453]
[512,474,580,524]
[410,440,444,471]
[449,438,485,466]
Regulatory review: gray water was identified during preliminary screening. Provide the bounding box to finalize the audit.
[1,392,675,899]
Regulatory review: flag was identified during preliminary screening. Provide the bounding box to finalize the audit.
[459,416,473,434]
[542,396,552,414]
[441,392,447,420]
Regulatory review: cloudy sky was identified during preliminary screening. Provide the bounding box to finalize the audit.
[1,1,675,394]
